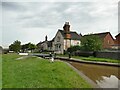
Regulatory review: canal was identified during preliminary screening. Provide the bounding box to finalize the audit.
[68,61,119,88]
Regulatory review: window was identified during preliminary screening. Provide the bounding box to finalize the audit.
[57,36,60,42]
[59,44,61,49]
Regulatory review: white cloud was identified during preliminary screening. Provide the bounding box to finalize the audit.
[1,1,118,48]
[2,0,119,3]
[0,2,2,46]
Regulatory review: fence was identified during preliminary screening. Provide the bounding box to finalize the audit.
[74,50,120,60]
[95,51,120,60]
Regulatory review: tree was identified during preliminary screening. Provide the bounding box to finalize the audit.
[28,43,36,52]
[21,44,27,52]
[9,40,21,53]
[21,43,36,52]
[81,35,102,51]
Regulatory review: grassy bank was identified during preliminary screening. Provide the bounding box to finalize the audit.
[2,54,91,88]
[57,54,120,63]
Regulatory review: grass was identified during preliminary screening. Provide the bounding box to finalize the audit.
[73,56,120,63]
[2,53,91,88]
[57,54,120,63]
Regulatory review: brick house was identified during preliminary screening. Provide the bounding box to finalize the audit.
[115,33,120,45]
[84,32,115,49]
[112,33,120,49]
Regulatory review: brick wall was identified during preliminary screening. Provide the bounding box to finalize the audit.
[74,50,120,60]
[115,35,120,45]
[103,33,114,49]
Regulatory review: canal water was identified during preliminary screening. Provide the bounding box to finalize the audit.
[69,62,120,88]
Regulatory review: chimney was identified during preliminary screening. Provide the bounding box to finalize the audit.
[79,33,82,37]
[63,22,70,33]
[45,35,48,41]
[63,22,71,39]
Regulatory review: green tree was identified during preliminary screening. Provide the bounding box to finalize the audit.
[9,44,14,51]
[9,40,21,52]
[28,43,36,52]
[81,35,102,51]
[21,43,36,52]
[21,44,27,52]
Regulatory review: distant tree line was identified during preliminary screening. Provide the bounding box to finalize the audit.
[9,35,102,53]
[9,40,36,53]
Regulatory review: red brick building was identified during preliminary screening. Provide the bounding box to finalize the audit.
[112,33,120,49]
[115,33,120,45]
[84,32,115,49]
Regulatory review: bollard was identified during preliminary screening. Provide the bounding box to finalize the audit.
[68,52,71,59]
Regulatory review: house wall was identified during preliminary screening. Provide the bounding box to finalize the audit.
[63,39,80,52]
[53,31,81,54]
[103,33,114,49]
[71,40,80,46]
[64,39,71,50]
[115,35,120,45]
[53,31,64,54]
[41,41,48,50]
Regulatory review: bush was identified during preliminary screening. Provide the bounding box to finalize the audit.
[67,45,81,53]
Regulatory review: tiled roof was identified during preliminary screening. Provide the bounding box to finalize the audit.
[58,30,81,40]
[84,32,110,39]
[115,33,120,38]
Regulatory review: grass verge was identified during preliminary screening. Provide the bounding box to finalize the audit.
[57,54,120,63]
[2,54,91,88]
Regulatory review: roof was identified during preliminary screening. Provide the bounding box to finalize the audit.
[36,41,45,46]
[37,40,53,47]
[47,41,52,47]
[84,32,110,39]
[0,46,2,49]
[115,33,120,38]
[58,30,80,40]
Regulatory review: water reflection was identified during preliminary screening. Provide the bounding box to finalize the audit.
[69,62,119,88]
[96,75,119,88]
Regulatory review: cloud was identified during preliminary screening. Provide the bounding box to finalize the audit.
[1,1,118,48]
[0,2,2,46]
[2,2,26,12]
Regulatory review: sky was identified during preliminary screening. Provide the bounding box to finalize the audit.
[1,0,119,48]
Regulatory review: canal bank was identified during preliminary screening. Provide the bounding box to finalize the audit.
[55,56,120,67]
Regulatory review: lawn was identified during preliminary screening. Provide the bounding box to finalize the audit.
[2,54,91,88]
[57,54,120,63]
[73,56,120,63]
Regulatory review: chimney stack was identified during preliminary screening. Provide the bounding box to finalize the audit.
[63,22,70,33]
[45,35,48,41]
[63,22,71,39]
